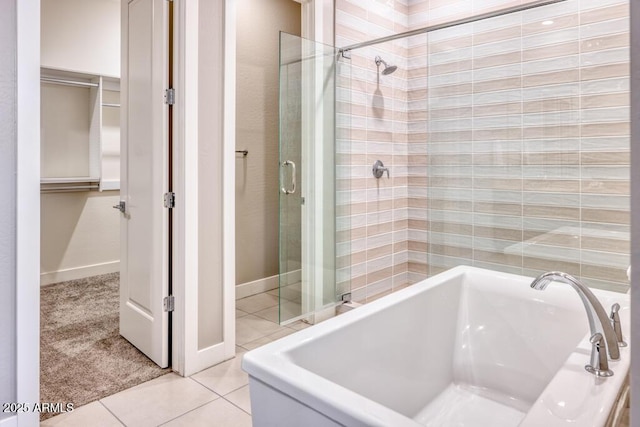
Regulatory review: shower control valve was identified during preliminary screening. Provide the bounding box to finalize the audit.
[372,160,389,179]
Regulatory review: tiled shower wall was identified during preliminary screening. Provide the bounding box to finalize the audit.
[419,0,629,292]
[336,0,413,302]
[336,0,630,300]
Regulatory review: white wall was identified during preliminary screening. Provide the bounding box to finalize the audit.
[0,0,17,417]
[41,0,121,77]
[40,0,121,285]
[40,192,120,285]
[14,0,41,423]
[197,0,225,349]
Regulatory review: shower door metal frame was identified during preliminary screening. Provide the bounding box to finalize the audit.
[306,0,338,324]
[338,0,567,54]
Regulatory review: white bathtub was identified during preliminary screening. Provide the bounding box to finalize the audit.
[242,266,630,427]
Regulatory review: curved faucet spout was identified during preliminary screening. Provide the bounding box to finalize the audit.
[530,271,620,361]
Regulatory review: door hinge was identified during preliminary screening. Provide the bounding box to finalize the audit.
[163,295,175,312]
[164,88,175,105]
[164,192,175,208]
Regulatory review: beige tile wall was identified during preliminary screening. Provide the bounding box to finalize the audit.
[336,0,411,302]
[336,0,630,298]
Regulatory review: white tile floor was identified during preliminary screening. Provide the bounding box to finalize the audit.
[40,287,630,427]
[40,291,310,427]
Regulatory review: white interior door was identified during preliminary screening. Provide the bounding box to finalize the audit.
[119,0,169,368]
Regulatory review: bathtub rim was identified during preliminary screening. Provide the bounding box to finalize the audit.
[242,265,630,427]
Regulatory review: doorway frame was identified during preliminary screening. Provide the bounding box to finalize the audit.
[171,0,237,377]
[13,0,40,425]
[11,2,237,423]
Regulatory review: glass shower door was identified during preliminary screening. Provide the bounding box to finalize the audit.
[278,32,338,324]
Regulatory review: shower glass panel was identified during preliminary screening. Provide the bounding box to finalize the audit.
[423,0,630,291]
[337,0,630,299]
[279,32,342,324]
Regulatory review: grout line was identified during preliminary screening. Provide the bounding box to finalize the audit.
[189,376,229,396]
[98,400,127,427]
[189,377,249,406]
[155,397,219,427]
[187,375,228,397]
[221,394,252,417]
[222,383,250,398]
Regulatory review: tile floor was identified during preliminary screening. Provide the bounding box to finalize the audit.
[39,288,632,427]
[40,291,309,427]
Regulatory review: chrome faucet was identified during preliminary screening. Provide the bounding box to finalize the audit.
[530,272,620,365]
[585,333,613,377]
[610,303,627,347]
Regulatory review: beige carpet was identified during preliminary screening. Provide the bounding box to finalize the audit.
[40,273,170,420]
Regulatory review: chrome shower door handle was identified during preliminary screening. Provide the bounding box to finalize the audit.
[281,160,296,194]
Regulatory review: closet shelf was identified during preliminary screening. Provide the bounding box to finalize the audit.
[41,66,121,193]
[41,76,99,88]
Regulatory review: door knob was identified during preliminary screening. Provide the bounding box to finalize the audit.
[113,201,126,213]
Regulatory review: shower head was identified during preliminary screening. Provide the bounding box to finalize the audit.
[375,56,397,75]
[382,64,398,75]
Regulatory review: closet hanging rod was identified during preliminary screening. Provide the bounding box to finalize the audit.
[40,184,99,192]
[102,103,121,108]
[41,77,99,88]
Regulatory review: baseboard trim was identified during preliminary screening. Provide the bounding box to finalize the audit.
[236,270,301,300]
[236,274,279,300]
[40,260,120,286]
